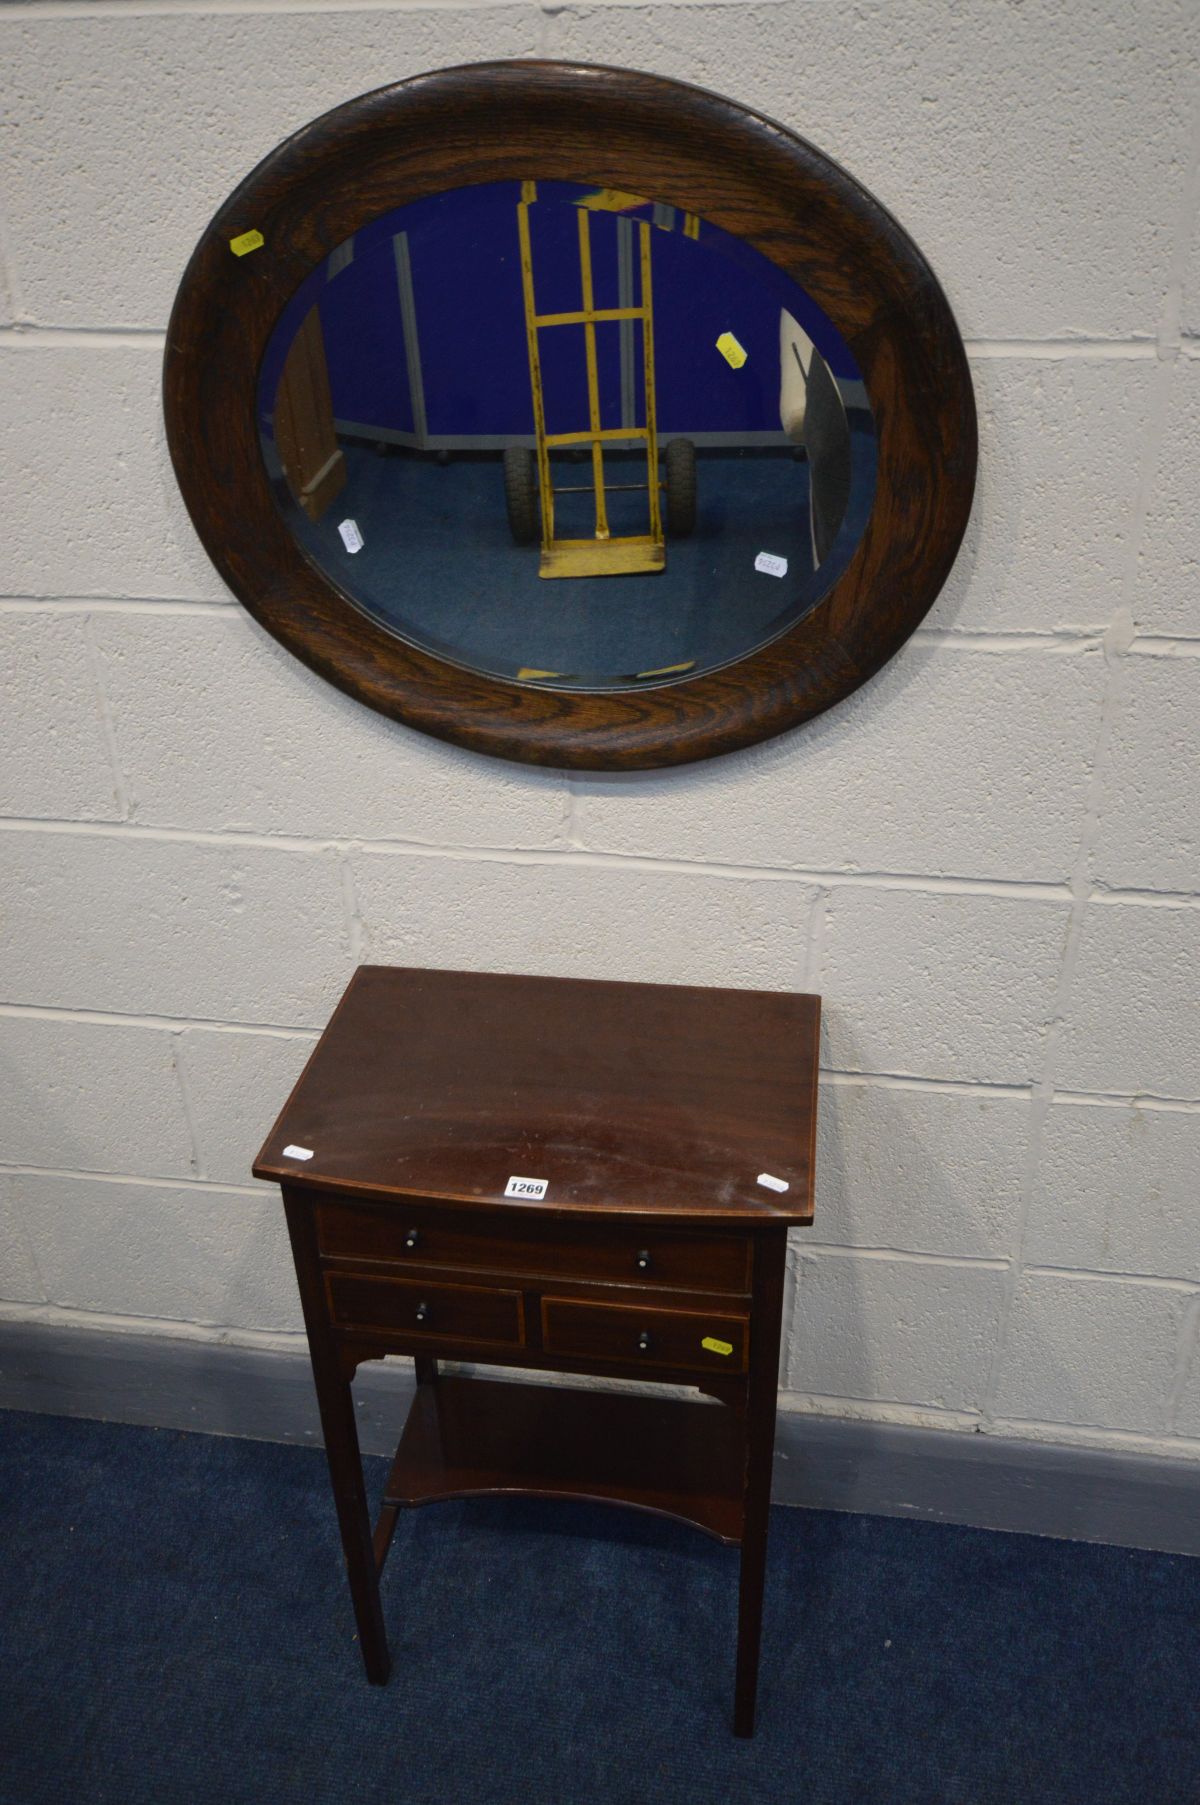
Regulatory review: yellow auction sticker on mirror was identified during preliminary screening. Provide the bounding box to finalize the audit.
[230,228,265,258]
[702,1336,734,1356]
[716,331,747,369]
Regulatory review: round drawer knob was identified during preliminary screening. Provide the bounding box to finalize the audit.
[636,1331,652,1353]
[415,1301,430,1325]
[635,1249,652,1272]
[404,1228,421,1250]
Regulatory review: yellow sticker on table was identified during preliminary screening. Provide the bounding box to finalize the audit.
[230,228,264,258]
[716,331,747,369]
[702,1336,734,1357]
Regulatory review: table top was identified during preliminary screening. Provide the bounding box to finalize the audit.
[254,966,820,1225]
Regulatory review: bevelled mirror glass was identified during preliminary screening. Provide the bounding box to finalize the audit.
[258,180,876,692]
[165,63,975,768]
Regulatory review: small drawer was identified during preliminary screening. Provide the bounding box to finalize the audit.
[541,1296,748,1375]
[326,1271,523,1349]
[316,1199,750,1295]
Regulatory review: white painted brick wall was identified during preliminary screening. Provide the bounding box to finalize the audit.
[2,0,1198,1464]
[547,0,1199,342]
[0,615,122,820]
[817,889,1069,1084]
[352,852,819,990]
[1177,1336,1200,1440]
[15,1172,302,1332]
[1,10,544,330]
[577,643,1106,881]
[813,1083,1028,1261]
[0,346,229,601]
[0,1015,195,1179]
[915,358,1154,636]
[1026,1102,1200,1283]
[1136,359,1200,637]
[178,1029,319,1188]
[90,612,568,846]
[1056,903,1200,1101]
[1092,657,1200,893]
[0,1177,45,1304]
[0,830,354,1026]
[991,1273,1191,1436]
[786,1251,1007,1413]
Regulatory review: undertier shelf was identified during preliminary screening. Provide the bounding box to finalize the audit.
[374,1374,746,1559]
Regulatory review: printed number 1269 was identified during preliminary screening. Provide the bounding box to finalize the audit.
[504,1175,548,1199]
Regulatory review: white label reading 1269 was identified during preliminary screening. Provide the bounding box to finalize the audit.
[505,1175,548,1199]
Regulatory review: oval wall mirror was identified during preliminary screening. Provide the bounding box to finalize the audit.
[165,62,976,769]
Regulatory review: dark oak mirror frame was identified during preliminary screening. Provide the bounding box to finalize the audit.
[164,61,977,770]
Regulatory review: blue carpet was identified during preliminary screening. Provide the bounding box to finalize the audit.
[1,1408,1197,1804]
[281,442,872,688]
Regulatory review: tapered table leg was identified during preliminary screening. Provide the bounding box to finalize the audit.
[734,1227,787,1737]
[283,1187,390,1684]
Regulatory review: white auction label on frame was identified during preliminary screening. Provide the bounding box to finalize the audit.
[754,551,788,578]
[504,1175,548,1199]
[338,518,364,554]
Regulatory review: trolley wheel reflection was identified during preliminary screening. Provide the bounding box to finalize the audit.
[504,446,540,545]
[665,438,697,538]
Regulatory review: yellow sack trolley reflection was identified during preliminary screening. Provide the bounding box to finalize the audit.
[506,182,696,578]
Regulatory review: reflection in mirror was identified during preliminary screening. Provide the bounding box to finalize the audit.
[258,180,875,690]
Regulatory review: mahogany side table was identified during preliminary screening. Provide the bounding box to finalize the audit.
[254,966,820,1737]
